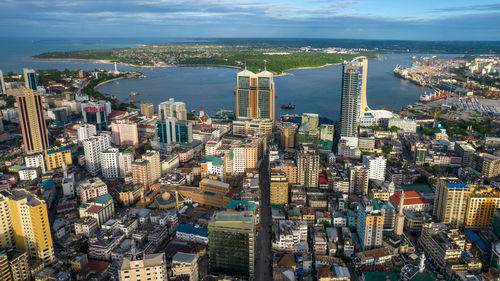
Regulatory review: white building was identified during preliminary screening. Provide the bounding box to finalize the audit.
[118,150,134,177]
[205,139,221,156]
[119,253,167,281]
[62,171,76,197]
[101,148,120,178]
[158,98,187,120]
[79,177,108,203]
[388,118,417,134]
[19,168,38,181]
[83,132,111,176]
[273,220,308,252]
[77,123,97,142]
[25,153,45,173]
[74,217,98,237]
[362,155,387,181]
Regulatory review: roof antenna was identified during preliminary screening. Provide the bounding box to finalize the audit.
[264,60,267,71]
[244,61,247,70]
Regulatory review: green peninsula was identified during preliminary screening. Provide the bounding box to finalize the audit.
[33,43,376,74]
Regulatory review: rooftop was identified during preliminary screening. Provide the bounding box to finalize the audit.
[172,252,197,264]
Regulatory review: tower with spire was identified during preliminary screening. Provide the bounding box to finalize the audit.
[394,190,405,236]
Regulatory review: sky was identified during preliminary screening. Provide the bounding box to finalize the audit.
[1,0,499,40]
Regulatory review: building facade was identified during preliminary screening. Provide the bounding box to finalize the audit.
[16,89,49,154]
[235,69,275,121]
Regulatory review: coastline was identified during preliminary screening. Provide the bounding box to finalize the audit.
[32,57,345,75]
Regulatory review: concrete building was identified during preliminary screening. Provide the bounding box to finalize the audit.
[62,170,76,197]
[297,145,320,188]
[235,68,275,121]
[208,211,256,278]
[119,253,166,281]
[81,100,111,131]
[79,177,108,203]
[0,69,6,95]
[143,150,161,184]
[77,123,96,142]
[388,118,417,133]
[233,118,273,138]
[454,141,475,168]
[23,68,37,90]
[433,179,470,228]
[271,160,297,184]
[272,220,308,252]
[280,122,298,148]
[0,189,54,263]
[175,120,194,143]
[83,132,111,176]
[394,191,405,236]
[362,155,387,181]
[464,189,500,230]
[44,146,72,171]
[118,150,134,178]
[140,102,154,118]
[349,165,369,195]
[132,159,151,190]
[171,252,198,281]
[101,148,120,179]
[111,120,139,147]
[159,98,187,120]
[390,190,430,212]
[156,117,177,146]
[357,196,384,250]
[25,153,45,174]
[74,217,99,237]
[15,89,49,154]
[201,156,225,181]
[78,194,115,227]
[418,223,465,272]
[473,153,500,179]
[340,59,361,137]
[270,172,289,205]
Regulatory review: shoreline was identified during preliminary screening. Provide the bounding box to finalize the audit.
[33,57,345,75]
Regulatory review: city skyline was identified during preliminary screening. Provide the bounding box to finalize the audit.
[0,0,499,40]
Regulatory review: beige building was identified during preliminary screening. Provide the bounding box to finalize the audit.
[271,160,297,184]
[171,252,198,281]
[433,179,470,228]
[349,165,369,195]
[473,153,500,179]
[141,102,154,118]
[280,122,298,148]
[111,120,139,147]
[418,223,465,271]
[132,159,151,190]
[297,145,320,188]
[44,146,72,171]
[270,172,289,205]
[233,118,273,138]
[464,189,500,230]
[143,150,161,184]
[119,253,166,281]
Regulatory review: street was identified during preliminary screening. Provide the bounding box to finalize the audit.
[255,151,272,281]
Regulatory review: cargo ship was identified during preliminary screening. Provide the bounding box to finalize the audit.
[393,66,409,79]
[419,90,450,103]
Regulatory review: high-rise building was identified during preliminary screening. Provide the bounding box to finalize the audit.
[233,118,273,138]
[81,100,112,131]
[433,179,470,228]
[271,160,298,184]
[143,150,161,184]
[208,211,255,278]
[270,172,288,205]
[340,61,360,138]
[159,98,187,120]
[297,145,320,188]
[157,117,177,145]
[394,191,405,236]
[119,253,167,281]
[348,165,369,195]
[454,141,475,168]
[140,102,154,118]
[418,223,465,272]
[0,69,6,95]
[1,249,28,281]
[132,159,151,189]
[101,148,120,178]
[356,196,384,250]
[23,68,37,91]
[118,150,134,177]
[362,155,387,181]
[473,153,500,179]
[235,68,275,121]
[16,89,49,154]
[280,122,298,148]
[83,132,111,176]
[175,120,193,143]
[464,191,500,230]
[111,120,139,147]
[0,189,54,263]
[77,123,97,142]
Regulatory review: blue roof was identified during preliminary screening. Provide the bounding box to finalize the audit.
[227,200,255,213]
[93,193,113,205]
[176,224,208,237]
[133,209,151,218]
[461,251,470,258]
[464,230,487,249]
[446,182,467,189]
[41,180,54,190]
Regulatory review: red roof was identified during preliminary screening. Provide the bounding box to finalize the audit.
[86,205,103,214]
[318,174,328,184]
[107,111,126,120]
[390,191,429,207]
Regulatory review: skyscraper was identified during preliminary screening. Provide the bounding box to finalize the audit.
[340,61,360,138]
[0,189,55,263]
[23,68,37,91]
[357,196,384,250]
[81,100,112,131]
[83,132,111,176]
[101,148,120,178]
[159,98,187,120]
[433,179,470,228]
[0,69,6,95]
[16,89,49,154]
[235,68,275,121]
[348,164,369,195]
[143,150,161,184]
[208,211,255,278]
[362,155,387,181]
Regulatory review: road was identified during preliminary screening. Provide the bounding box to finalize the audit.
[255,152,272,281]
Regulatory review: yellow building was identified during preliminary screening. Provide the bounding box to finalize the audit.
[15,89,49,154]
[233,118,274,138]
[464,191,500,230]
[44,146,72,171]
[0,189,54,264]
[280,122,298,148]
[271,160,297,184]
[132,159,151,190]
[119,253,166,281]
[0,253,11,281]
[270,172,288,205]
[244,146,258,171]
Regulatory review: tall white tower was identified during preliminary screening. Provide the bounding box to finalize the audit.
[113,62,120,75]
[419,252,426,273]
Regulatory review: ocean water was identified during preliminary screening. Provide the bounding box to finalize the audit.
[0,38,458,120]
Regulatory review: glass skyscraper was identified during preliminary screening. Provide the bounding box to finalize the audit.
[235,69,275,121]
[340,63,360,138]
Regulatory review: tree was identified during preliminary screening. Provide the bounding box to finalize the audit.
[414,175,428,184]
[53,140,62,147]
[382,145,393,155]
[389,126,400,133]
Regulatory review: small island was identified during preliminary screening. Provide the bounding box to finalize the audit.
[33,42,377,74]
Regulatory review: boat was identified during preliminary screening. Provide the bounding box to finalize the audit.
[129,99,140,103]
[129,92,140,96]
[281,103,295,110]
[393,66,409,79]
[419,90,450,103]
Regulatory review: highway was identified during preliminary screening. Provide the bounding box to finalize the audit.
[255,151,272,281]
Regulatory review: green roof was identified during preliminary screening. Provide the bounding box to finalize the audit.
[363,272,398,281]
[227,200,255,213]
[288,207,301,217]
[371,198,381,211]
[410,272,434,281]
[205,156,224,166]
[402,183,433,194]
[93,193,113,205]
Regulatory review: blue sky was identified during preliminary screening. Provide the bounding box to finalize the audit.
[1,0,499,40]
